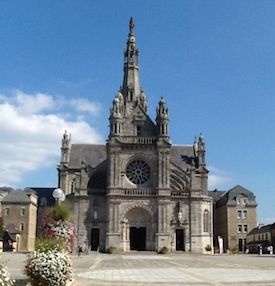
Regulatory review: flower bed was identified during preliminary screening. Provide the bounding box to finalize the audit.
[0,263,14,286]
[25,250,73,286]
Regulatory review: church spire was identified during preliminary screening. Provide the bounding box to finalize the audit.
[129,16,135,35]
[121,17,143,111]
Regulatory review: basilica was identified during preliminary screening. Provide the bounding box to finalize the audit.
[58,18,213,253]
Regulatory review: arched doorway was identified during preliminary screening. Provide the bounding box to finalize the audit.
[121,206,154,251]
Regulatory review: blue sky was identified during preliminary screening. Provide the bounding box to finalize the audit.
[0,1,274,224]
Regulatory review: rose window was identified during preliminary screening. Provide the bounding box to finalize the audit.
[126,160,150,185]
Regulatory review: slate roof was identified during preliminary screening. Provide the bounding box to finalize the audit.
[29,187,56,206]
[5,223,18,234]
[214,185,257,208]
[68,143,194,170]
[170,145,195,169]
[208,190,227,202]
[0,187,13,193]
[68,144,107,169]
[247,223,275,236]
[2,190,31,204]
[3,224,18,241]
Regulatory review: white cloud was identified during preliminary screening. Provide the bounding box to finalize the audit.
[16,90,55,114]
[69,98,100,115]
[208,166,234,189]
[0,90,103,187]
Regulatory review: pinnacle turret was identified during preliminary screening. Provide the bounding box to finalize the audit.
[156,97,169,137]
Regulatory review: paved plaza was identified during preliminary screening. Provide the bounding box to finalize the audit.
[1,252,275,285]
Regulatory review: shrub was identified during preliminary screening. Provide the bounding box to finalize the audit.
[35,237,65,252]
[25,250,73,286]
[231,246,239,254]
[40,216,75,250]
[51,204,71,221]
[158,246,169,254]
[205,244,212,252]
[0,263,14,286]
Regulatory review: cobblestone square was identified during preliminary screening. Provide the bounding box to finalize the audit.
[2,252,275,285]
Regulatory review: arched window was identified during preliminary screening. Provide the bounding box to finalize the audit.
[203,210,209,233]
[71,181,75,193]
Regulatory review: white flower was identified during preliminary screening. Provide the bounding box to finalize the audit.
[25,250,73,286]
[0,263,14,286]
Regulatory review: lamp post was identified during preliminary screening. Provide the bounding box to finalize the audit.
[53,188,65,205]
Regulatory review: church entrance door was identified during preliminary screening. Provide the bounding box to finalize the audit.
[91,228,100,251]
[130,227,146,250]
[176,229,185,251]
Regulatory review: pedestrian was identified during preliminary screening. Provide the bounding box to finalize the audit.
[259,245,262,256]
[78,245,83,257]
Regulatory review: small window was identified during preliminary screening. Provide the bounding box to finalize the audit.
[237,210,242,219]
[136,125,141,136]
[238,225,242,233]
[71,181,75,193]
[243,225,248,233]
[20,223,24,232]
[242,210,247,219]
[203,210,209,233]
[4,208,9,216]
[20,208,25,216]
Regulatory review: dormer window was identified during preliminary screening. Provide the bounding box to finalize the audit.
[236,196,248,206]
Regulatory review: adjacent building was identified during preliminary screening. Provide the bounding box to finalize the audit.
[58,18,213,253]
[1,189,38,252]
[209,185,257,253]
[246,223,275,254]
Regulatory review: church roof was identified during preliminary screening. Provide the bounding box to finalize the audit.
[170,145,195,169]
[68,143,194,171]
[68,144,107,169]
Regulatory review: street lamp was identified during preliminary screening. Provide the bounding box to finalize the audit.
[53,188,65,205]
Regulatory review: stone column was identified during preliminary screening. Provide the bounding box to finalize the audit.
[156,202,171,252]
[106,201,121,251]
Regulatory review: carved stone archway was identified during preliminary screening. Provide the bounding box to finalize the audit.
[121,205,155,251]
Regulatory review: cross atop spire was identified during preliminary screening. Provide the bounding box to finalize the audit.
[129,17,135,35]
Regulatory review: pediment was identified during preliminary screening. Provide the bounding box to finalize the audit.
[122,104,157,136]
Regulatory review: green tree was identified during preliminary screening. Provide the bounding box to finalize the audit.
[51,203,72,221]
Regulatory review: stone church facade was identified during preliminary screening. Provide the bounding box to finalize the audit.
[58,18,213,253]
